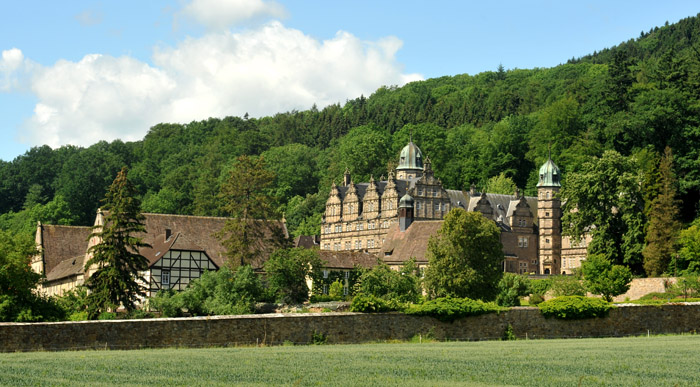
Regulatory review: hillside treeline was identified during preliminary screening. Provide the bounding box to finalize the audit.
[1,14,700,239]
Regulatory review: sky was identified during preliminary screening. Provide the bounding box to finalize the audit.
[1,1,698,162]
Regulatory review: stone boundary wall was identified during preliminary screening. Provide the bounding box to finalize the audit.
[1,305,699,352]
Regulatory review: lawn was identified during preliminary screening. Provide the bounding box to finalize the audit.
[1,335,698,386]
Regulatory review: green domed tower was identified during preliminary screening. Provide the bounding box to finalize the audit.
[396,141,423,180]
[537,154,562,275]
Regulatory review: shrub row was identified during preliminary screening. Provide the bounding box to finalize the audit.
[404,297,501,322]
[538,296,612,319]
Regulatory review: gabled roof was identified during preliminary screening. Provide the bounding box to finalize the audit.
[39,213,289,284]
[38,224,91,280]
[466,193,538,224]
[135,213,288,269]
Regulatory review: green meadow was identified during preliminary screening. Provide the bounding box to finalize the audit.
[0,335,698,386]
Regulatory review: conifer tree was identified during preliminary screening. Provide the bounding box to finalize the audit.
[84,166,150,318]
[217,155,287,268]
[643,147,681,276]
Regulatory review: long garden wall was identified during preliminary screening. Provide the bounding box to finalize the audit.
[1,304,699,352]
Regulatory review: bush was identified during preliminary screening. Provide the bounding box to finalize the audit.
[496,273,530,306]
[349,294,395,313]
[404,297,501,322]
[550,275,586,297]
[528,293,545,305]
[355,260,421,303]
[538,296,612,319]
[148,290,185,317]
[528,279,552,296]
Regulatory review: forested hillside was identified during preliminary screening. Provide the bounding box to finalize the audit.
[1,14,699,240]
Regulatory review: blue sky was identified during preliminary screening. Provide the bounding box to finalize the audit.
[1,0,698,162]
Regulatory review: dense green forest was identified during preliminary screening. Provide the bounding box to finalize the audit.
[2,14,700,243]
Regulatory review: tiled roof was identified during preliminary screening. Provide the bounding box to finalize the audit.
[379,221,444,265]
[319,250,379,269]
[40,225,91,280]
[40,213,289,283]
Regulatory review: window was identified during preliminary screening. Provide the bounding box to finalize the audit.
[162,270,170,286]
[323,284,328,295]
[432,188,437,197]
[358,223,364,231]
[545,238,550,244]
[323,269,329,279]
[545,212,550,217]
[331,207,336,216]
[369,202,374,212]
[355,240,360,249]
[416,202,421,210]
[518,237,528,248]
[349,204,354,214]
[546,191,550,199]
[417,188,423,195]
[435,203,440,212]
[345,242,351,250]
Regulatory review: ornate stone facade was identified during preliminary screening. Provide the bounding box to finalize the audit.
[322,140,586,275]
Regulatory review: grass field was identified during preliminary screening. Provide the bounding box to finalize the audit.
[1,335,699,386]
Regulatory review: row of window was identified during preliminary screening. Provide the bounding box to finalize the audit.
[415,201,449,212]
[324,220,394,234]
[327,200,396,217]
[416,187,441,197]
[323,239,381,251]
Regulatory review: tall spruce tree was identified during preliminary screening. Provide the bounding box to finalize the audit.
[217,155,287,268]
[643,147,681,276]
[84,166,150,318]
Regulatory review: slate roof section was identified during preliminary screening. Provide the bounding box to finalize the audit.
[379,221,444,265]
[294,235,320,249]
[466,193,539,225]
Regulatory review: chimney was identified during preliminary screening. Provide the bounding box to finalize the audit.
[343,168,351,186]
[165,229,172,241]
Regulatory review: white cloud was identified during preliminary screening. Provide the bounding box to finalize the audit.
[18,22,422,148]
[1,48,33,91]
[180,0,287,30]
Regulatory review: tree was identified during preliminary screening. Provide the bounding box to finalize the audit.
[424,209,503,301]
[217,155,288,268]
[84,166,150,318]
[581,254,632,302]
[643,147,681,276]
[484,173,518,195]
[0,230,64,322]
[355,259,422,303]
[264,247,320,304]
[496,273,530,307]
[559,150,645,272]
[675,219,700,274]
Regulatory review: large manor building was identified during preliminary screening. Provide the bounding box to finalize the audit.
[320,141,589,275]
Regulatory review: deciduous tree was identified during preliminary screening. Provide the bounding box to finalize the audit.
[559,150,645,272]
[581,254,632,302]
[424,209,503,301]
